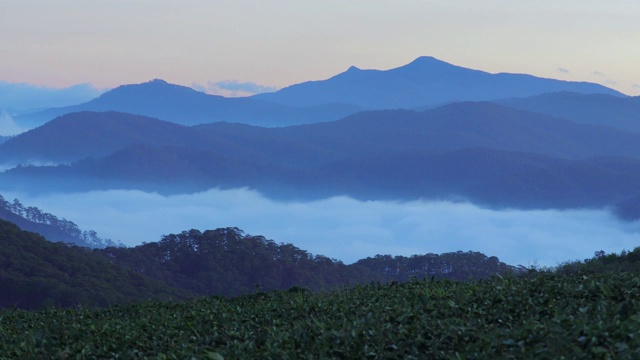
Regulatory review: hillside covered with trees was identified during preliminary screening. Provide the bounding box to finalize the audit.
[0,194,118,248]
[95,227,515,297]
[0,219,191,309]
[1,217,516,309]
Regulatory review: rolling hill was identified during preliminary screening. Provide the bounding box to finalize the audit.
[0,111,202,164]
[495,92,640,133]
[3,104,640,219]
[253,56,623,109]
[6,102,640,167]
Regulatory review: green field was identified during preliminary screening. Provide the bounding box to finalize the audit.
[2,270,639,359]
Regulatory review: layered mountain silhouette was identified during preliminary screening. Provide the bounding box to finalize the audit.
[3,56,638,221]
[2,104,640,220]
[494,92,640,133]
[15,79,364,129]
[5,103,640,166]
[253,56,623,108]
[15,57,624,132]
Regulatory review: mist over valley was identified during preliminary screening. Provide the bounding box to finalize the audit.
[5,188,639,268]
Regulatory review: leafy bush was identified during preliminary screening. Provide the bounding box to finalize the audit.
[2,271,639,358]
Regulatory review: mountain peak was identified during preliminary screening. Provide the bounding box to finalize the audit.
[408,56,440,64]
[398,56,461,71]
[144,79,169,85]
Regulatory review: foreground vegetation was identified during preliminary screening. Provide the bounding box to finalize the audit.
[2,268,639,359]
[2,213,640,357]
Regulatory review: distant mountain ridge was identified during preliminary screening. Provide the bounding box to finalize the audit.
[253,56,623,108]
[14,56,624,132]
[5,102,640,166]
[494,92,640,133]
[15,79,364,130]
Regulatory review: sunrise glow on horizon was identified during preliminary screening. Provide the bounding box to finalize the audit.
[1,0,639,96]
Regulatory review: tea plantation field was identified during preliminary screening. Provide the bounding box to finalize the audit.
[1,271,639,359]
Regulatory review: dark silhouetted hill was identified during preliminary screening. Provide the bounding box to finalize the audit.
[94,227,515,297]
[0,111,200,164]
[495,92,640,133]
[613,196,640,222]
[317,148,640,210]
[0,218,191,309]
[253,56,623,108]
[15,79,364,129]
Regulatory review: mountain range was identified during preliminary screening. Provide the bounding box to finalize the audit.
[253,56,623,108]
[2,56,640,222]
[2,102,640,219]
[14,56,627,132]
[495,91,640,133]
[5,102,640,166]
[4,56,640,312]
[15,79,364,130]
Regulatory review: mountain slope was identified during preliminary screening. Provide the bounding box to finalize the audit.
[198,102,640,163]
[495,92,640,133]
[7,103,640,168]
[0,194,116,248]
[0,111,201,164]
[4,104,640,218]
[94,227,514,297]
[0,219,191,309]
[253,56,623,108]
[15,79,364,129]
[317,148,640,209]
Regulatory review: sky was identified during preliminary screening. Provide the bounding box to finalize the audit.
[1,0,639,96]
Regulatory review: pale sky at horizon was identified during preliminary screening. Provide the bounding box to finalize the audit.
[1,0,639,95]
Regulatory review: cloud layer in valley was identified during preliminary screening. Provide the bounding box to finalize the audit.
[5,188,639,268]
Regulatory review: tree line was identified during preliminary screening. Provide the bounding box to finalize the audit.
[0,194,118,248]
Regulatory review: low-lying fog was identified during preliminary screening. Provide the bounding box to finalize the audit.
[6,188,639,267]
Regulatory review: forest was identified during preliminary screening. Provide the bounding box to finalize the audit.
[0,218,515,309]
[0,194,118,248]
